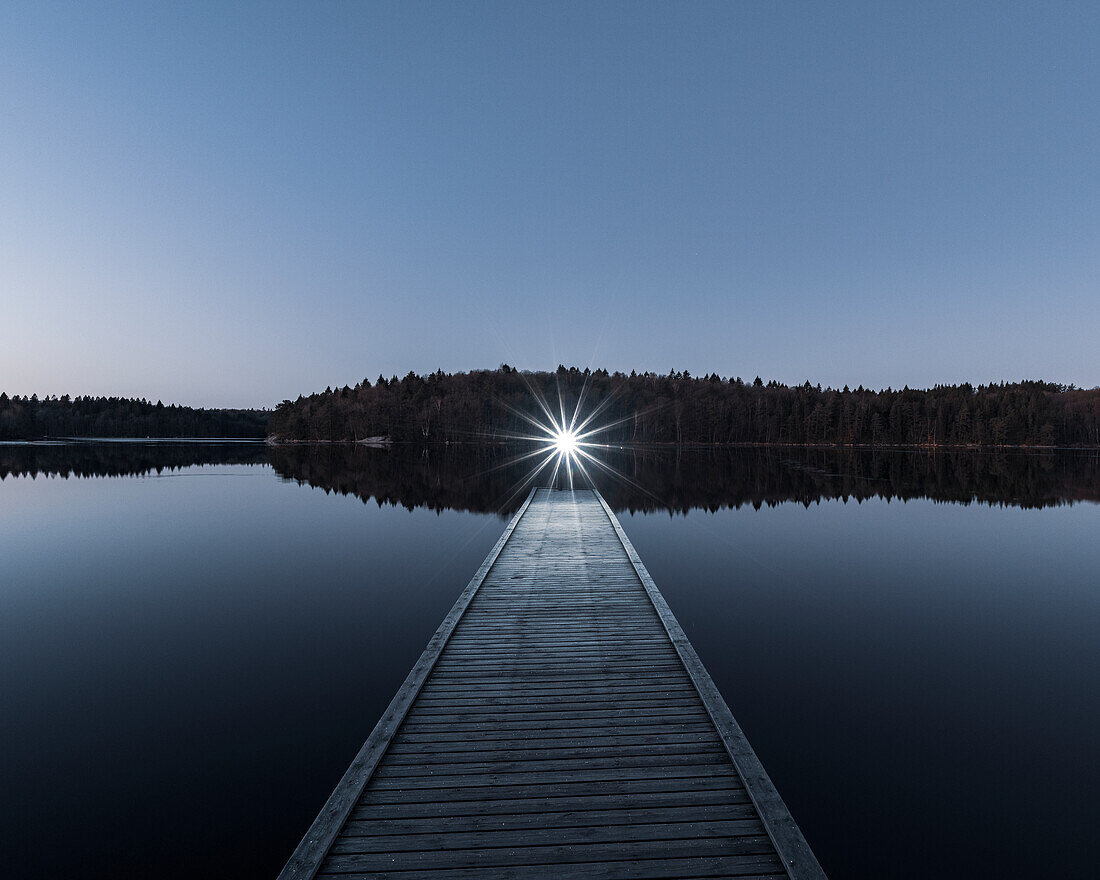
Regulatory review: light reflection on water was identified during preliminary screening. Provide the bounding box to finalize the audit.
[0,444,1097,879]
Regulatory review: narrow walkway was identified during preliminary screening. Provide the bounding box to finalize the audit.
[280,488,825,879]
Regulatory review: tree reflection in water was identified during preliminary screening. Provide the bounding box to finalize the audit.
[267,444,1100,514]
[3,440,1097,513]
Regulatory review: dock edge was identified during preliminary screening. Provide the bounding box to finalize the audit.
[593,489,828,880]
[276,488,538,880]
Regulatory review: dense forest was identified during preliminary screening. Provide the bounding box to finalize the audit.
[269,367,1100,447]
[8,368,1099,446]
[0,393,269,439]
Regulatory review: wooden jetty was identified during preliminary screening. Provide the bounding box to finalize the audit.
[279,487,826,879]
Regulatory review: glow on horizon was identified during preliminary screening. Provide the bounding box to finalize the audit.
[553,428,579,458]
[484,373,661,504]
[496,381,611,491]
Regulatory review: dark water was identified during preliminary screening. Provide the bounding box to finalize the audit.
[1,443,1098,879]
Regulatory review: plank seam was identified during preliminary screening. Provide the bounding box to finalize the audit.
[276,487,538,880]
[592,488,828,880]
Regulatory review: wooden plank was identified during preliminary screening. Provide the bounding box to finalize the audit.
[316,855,787,880]
[320,836,778,871]
[365,763,734,789]
[408,698,705,712]
[347,787,753,821]
[329,819,768,853]
[383,743,726,763]
[339,803,762,836]
[357,776,742,806]
[393,721,719,739]
[416,679,692,695]
[425,669,690,680]
[384,736,723,757]
[395,715,712,730]
[372,753,730,777]
[388,731,723,750]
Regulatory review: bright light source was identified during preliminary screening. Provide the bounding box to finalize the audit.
[554,429,579,457]
[493,378,626,491]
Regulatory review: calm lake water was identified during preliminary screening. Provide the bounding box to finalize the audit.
[2,443,1098,879]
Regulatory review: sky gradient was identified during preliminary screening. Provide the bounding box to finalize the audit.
[3,1,1098,407]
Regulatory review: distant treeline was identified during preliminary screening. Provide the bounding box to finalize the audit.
[269,367,1100,447]
[0,393,270,439]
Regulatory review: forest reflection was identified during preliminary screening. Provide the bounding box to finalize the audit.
[273,444,1100,514]
[4,441,1098,513]
[0,441,268,479]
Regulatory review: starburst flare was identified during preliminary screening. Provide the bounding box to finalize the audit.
[488,373,636,493]
[470,372,666,511]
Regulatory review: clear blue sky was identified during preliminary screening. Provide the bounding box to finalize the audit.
[3,1,1098,407]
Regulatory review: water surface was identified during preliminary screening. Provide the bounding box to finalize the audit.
[1,443,1097,878]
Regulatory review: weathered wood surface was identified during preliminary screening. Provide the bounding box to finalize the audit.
[280,488,826,879]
